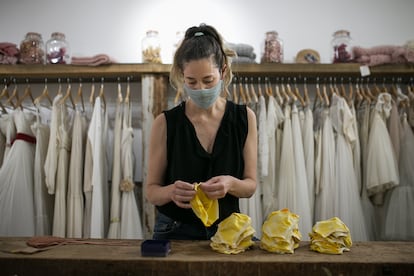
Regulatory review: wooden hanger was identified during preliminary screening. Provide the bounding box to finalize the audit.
[89,80,96,106]
[280,81,291,104]
[117,81,124,104]
[0,83,10,101]
[286,83,298,105]
[98,80,106,111]
[249,77,258,103]
[322,83,330,106]
[34,79,53,106]
[232,76,238,103]
[274,83,283,105]
[256,77,263,98]
[125,78,131,105]
[315,82,324,106]
[5,81,19,109]
[243,77,251,103]
[303,78,310,106]
[74,81,85,112]
[59,81,75,109]
[238,78,247,104]
[292,78,306,107]
[15,80,35,109]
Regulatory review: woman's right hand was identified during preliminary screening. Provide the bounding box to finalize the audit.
[171,180,196,209]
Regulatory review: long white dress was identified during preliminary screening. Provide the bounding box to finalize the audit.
[302,105,315,222]
[0,113,16,165]
[276,105,297,212]
[67,108,87,238]
[330,94,368,241]
[314,108,337,222]
[0,109,36,236]
[366,93,399,201]
[291,104,312,237]
[89,96,106,238]
[120,99,143,239]
[0,118,5,167]
[107,93,123,239]
[260,95,284,221]
[31,105,54,235]
[383,113,414,240]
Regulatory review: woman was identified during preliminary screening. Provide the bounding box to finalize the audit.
[145,23,257,240]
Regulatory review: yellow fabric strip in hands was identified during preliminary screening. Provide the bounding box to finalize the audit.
[190,183,219,227]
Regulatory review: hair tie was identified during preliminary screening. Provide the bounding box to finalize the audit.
[194,32,204,37]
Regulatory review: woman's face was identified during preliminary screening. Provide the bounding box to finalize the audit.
[183,57,221,90]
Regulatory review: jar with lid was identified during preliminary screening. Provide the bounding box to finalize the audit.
[261,31,283,63]
[331,30,353,63]
[46,32,71,64]
[19,32,45,64]
[141,30,162,63]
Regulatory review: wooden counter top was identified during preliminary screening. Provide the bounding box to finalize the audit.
[1,238,413,276]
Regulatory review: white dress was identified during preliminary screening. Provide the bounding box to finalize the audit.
[107,94,123,239]
[291,104,312,237]
[260,95,284,221]
[366,93,399,201]
[314,108,337,222]
[330,94,368,241]
[383,113,414,240]
[276,105,296,213]
[89,96,106,238]
[67,108,87,238]
[31,105,54,235]
[302,105,315,222]
[120,99,143,239]
[0,109,36,236]
[0,113,16,165]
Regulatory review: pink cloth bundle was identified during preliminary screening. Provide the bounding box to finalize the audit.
[0,42,19,64]
[353,45,414,66]
[71,54,117,66]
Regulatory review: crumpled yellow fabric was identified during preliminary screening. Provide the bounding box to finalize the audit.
[190,183,219,227]
[309,217,352,254]
[260,208,302,254]
[210,212,255,254]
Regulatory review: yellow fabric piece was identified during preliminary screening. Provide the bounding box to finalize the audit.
[260,208,302,254]
[309,217,352,254]
[190,183,219,227]
[210,213,255,254]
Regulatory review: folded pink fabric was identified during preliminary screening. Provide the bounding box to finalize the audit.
[71,54,117,66]
[0,42,19,64]
[353,45,414,66]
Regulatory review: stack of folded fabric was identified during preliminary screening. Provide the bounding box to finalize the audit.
[309,217,352,254]
[190,183,219,227]
[353,45,414,66]
[0,42,19,64]
[226,42,257,63]
[260,208,302,254]
[210,212,255,254]
[71,54,116,66]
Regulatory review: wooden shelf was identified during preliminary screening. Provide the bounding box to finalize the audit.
[0,63,413,83]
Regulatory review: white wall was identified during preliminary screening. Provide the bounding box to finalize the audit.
[1,0,413,64]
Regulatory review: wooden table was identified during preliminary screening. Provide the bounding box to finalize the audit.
[1,238,413,276]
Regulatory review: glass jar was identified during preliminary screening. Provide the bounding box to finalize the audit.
[331,30,353,63]
[46,32,71,64]
[19,32,45,64]
[141,30,162,63]
[261,31,283,63]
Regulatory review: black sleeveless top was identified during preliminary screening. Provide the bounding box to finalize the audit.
[157,100,248,226]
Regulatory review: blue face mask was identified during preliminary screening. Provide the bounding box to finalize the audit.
[184,80,223,109]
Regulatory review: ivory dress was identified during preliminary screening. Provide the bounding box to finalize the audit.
[330,94,368,241]
[120,99,143,239]
[0,109,36,236]
[67,108,87,238]
[0,113,16,165]
[384,113,414,240]
[366,93,399,202]
[31,105,53,235]
[302,105,315,221]
[107,92,123,239]
[291,104,312,236]
[314,108,336,222]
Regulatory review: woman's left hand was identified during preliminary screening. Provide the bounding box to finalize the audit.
[200,175,233,200]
